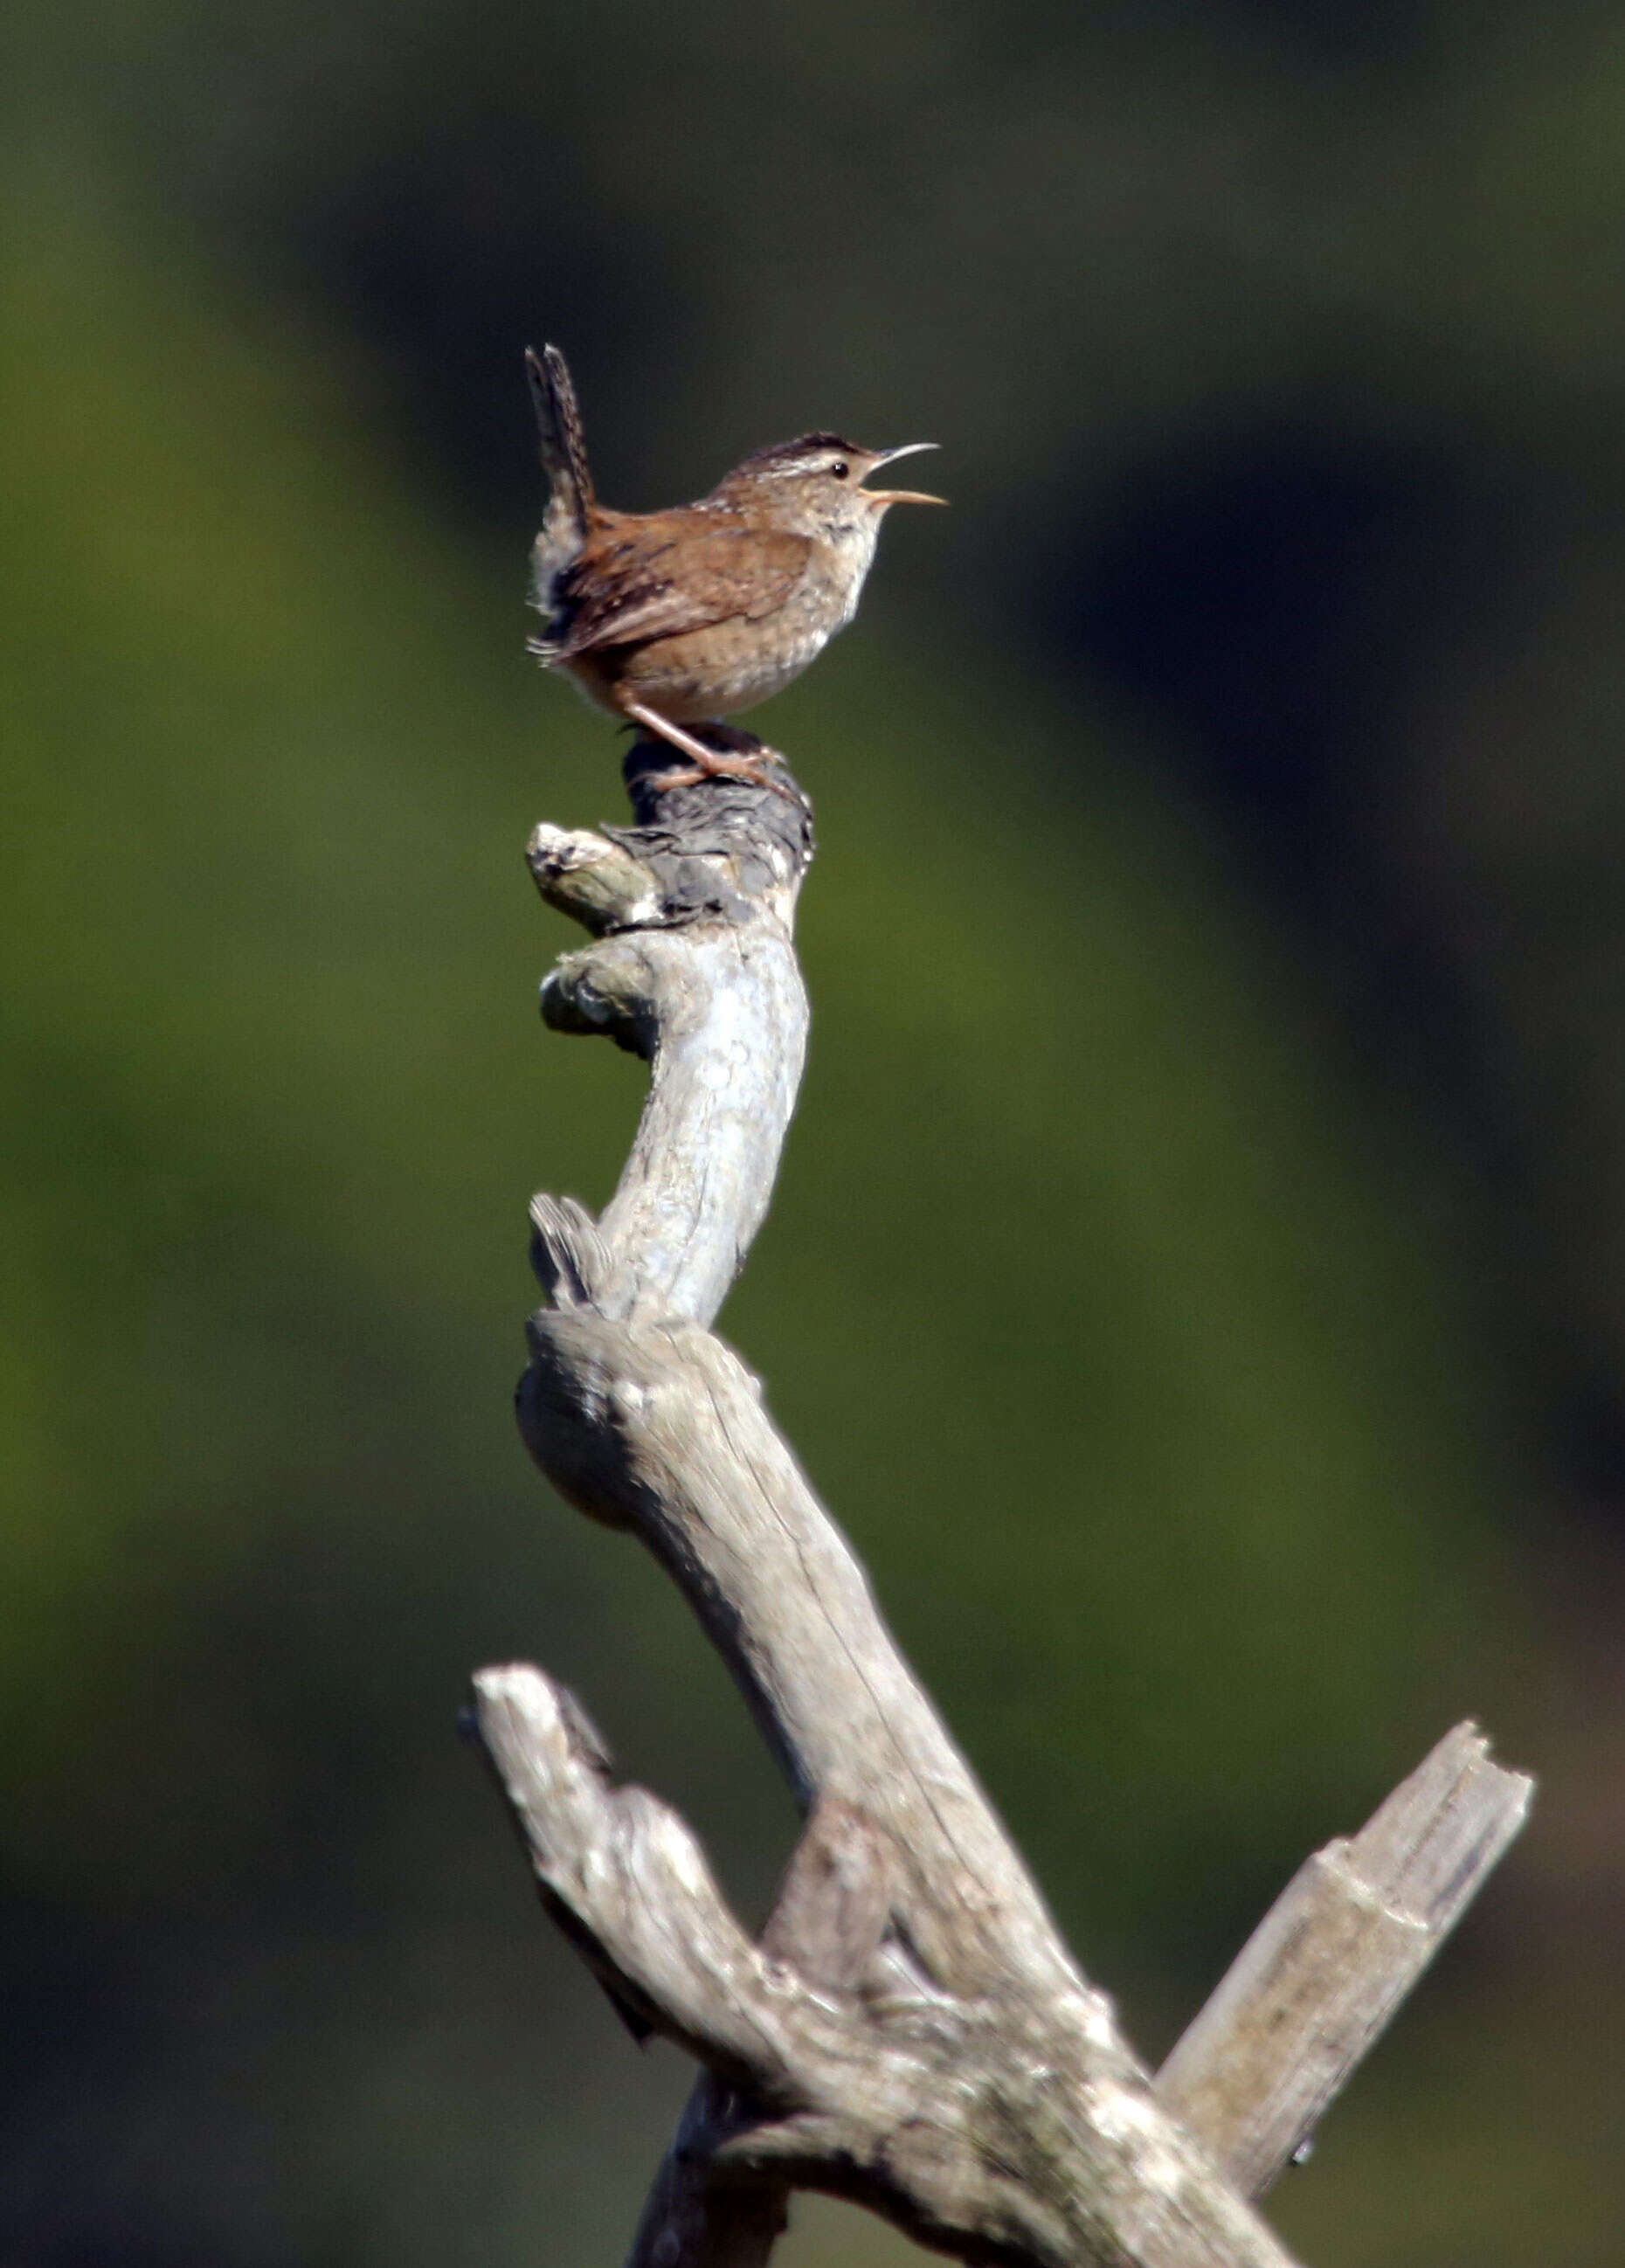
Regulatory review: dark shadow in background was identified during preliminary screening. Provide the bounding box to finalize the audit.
[1027,418,1625,1508]
[285,111,694,532]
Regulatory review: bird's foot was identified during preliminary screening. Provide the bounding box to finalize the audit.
[621,709,800,802]
[644,750,795,798]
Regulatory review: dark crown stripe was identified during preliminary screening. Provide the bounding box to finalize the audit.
[731,432,862,471]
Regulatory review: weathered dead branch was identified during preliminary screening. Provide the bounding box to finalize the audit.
[471,741,1531,2266]
[1157,1719,1530,2196]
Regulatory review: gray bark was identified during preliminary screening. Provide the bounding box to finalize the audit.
[472,741,1531,2266]
[1156,1719,1532,2198]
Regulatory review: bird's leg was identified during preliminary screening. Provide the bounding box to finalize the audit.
[619,702,798,799]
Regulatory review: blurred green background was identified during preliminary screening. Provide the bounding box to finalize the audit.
[7,3,1625,2261]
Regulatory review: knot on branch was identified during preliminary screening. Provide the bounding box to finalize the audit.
[517,1303,762,1531]
[542,935,669,1057]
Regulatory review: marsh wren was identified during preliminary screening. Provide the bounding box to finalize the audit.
[526,345,944,786]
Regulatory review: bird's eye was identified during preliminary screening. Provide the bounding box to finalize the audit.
[831,460,850,480]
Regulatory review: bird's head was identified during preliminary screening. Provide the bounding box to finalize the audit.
[709,433,945,536]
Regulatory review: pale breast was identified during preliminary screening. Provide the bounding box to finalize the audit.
[608,615,830,719]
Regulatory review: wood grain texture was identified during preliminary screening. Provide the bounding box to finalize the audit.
[474,739,1529,2266]
[1157,1721,1533,2200]
[529,745,813,1326]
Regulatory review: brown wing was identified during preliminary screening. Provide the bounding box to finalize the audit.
[552,514,812,656]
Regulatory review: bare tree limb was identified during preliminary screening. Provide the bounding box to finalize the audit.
[1157,1719,1533,2199]
[621,1801,895,2268]
[525,749,813,1327]
[472,739,1531,2267]
[469,1651,1297,2268]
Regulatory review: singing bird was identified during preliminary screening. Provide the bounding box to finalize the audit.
[526,345,944,785]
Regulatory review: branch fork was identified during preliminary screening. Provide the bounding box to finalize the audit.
[473,739,1532,2266]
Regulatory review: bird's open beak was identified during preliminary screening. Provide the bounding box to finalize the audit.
[862,441,947,507]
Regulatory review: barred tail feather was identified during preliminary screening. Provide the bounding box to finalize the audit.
[527,343,593,649]
[526,343,593,535]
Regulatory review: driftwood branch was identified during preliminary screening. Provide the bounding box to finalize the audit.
[473,741,1532,2266]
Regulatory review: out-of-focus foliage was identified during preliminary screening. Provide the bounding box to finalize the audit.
[6,3,1625,2263]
